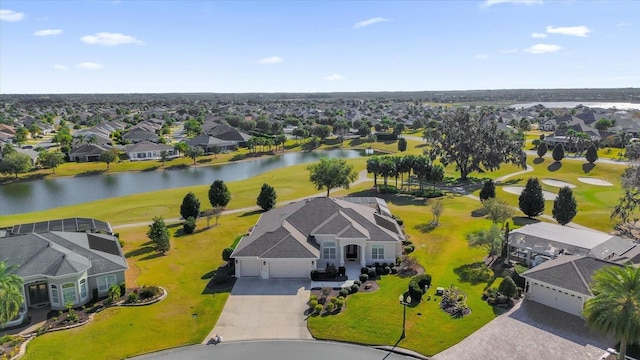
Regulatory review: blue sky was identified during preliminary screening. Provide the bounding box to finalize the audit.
[0,0,638,94]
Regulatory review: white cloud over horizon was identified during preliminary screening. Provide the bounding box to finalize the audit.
[324,74,344,81]
[524,43,562,54]
[258,56,283,64]
[475,54,489,60]
[546,25,591,37]
[482,0,543,7]
[53,64,68,71]
[531,32,547,38]
[80,32,143,46]
[0,9,25,22]
[353,17,389,29]
[76,62,104,70]
[34,29,63,37]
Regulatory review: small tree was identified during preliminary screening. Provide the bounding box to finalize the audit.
[479,179,496,201]
[185,146,204,165]
[180,192,201,220]
[183,216,197,234]
[431,200,443,225]
[307,157,357,197]
[38,151,64,174]
[552,143,565,162]
[585,144,598,164]
[483,197,514,226]
[467,224,503,260]
[211,145,221,159]
[537,142,548,159]
[222,247,234,262]
[0,152,32,178]
[147,216,170,254]
[518,177,545,218]
[397,138,407,152]
[202,208,215,228]
[208,180,231,208]
[107,284,121,304]
[256,183,277,211]
[498,277,517,298]
[100,149,118,170]
[552,186,577,225]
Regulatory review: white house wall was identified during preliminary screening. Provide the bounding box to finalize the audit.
[364,242,397,266]
[525,279,587,318]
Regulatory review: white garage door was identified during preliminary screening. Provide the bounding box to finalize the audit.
[529,282,584,317]
[240,259,260,277]
[269,261,310,278]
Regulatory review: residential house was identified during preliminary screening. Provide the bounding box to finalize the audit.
[232,197,404,279]
[0,218,127,327]
[69,143,113,162]
[186,135,237,153]
[205,123,251,147]
[125,141,178,160]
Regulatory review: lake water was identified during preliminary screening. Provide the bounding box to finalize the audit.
[0,150,364,216]
[511,102,640,110]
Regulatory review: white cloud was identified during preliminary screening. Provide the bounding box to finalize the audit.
[500,48,518,54]
[53,64,68,71]
[258,56,283,64]
[0,9,25,22]
[76,62,104,70]
[531,32,547,38]
[482,0,543,7]
[617,22,629,27]
[475,54,489,60]
[524,43,562,54]
[33,29,63,37]
[80,32,143,46]
[353,17,389,29]
[324,74,344,81]
[546,25,592,37]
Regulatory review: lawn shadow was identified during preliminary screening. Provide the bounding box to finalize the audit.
[471,208,487,218]
[415,143,427,149]
[547,161,562,172]
[197,158,213,164]
[201,270,216,280]
[499,178,523,186]
[167,222,182,229]
[75,170,106,177]
[141,166,160,172]
[240,209,263,217]
[533,157,545,165]
[453,262,494,285]
[139,252,165,261]
[165,164,189,171]
[582,163,595,173]
[202,265,236,295]
[414,222,437,233]
[125,246,154,258]
[512,216,540,227]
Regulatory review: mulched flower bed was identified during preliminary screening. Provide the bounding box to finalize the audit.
[0,334,27,359]
[440,288,472,318]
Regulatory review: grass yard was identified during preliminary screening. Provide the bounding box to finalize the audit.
[22,213,258,360]
[309,194,501,356]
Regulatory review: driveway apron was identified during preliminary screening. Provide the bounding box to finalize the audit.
[204,278,312,343]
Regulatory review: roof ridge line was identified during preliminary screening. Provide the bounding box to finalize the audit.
[571,259,592,296]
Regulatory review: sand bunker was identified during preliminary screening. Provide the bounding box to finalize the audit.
[577,177,613,186]
[502,187,558,201]
[541,179,576,188]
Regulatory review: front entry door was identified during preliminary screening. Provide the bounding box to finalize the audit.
[27,282,49,307]
[345,245,358,260]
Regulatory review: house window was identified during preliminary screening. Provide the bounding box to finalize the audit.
[97,274,117,292]
[372,245,384,260]
[323,242,336,260]
[51,284,59,305]
[79,279,87,299]
[62,283,77,304]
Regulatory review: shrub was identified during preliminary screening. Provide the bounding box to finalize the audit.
[404,244,415,254]
[336,298,344,309]
[119,282,126,297]
[395,216,404,226]
[402,239,413,246]
[354,280,361,286]
[408,280,423,302]
[310,270,320,281]
[350,284,359,293]
[498,277,518,298]
[413,273,432,289]
[309,294,318,301]
[325,302,335,313]
[359,274,369,282]
[222,247,234,261]
[368,268,377,279]
[183,216,197,234]
[314,304,323,314]
[92,288,99,301]
[330,297,338,304]
[361,267,369,275]
[384,266,391,275]
[338,288,349,297]
[390,267,398,274]
[139,285,161,299]
[107,284,121,304]
[127,292,138,303]
[309,299,318,308]
[326,264,338,279]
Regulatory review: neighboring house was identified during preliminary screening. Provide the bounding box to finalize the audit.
[125,141,178,161]
[205,123,251,147]
[69,143,113,162]
[122,128,160,144]
[521,256,621,318]
[0,218,127,327]
[186,135,237,153]
[507,222,635,267]
[232,197,404,279]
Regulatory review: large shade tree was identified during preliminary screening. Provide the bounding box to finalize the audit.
[307,157,357,197]
[38,151,65,174]
[583,265,640,360]
[0,261,24,327]
[424,108,526,180]
[0,152,32,178]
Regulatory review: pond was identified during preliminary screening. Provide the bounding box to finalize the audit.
[0,149,365,216]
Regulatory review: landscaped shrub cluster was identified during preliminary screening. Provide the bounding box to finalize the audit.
[482,278,520,308]
[308,293,347,315]
[139,285,161,300]
[402,240,415,254]
[407,273,432,303]
[0,335,23,360]
[440,285,469,318]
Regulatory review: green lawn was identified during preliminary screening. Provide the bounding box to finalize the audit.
[309,194,501,356]
[22,214,257,360]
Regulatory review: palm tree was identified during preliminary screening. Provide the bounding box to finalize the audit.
[583,265,640,360]
[366,156,380,187]
[0,261,24,327]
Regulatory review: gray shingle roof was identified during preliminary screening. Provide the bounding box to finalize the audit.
[522,256,621,296]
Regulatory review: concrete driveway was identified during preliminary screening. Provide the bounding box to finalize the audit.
[432,300,613,360]
[204,278,312,343]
